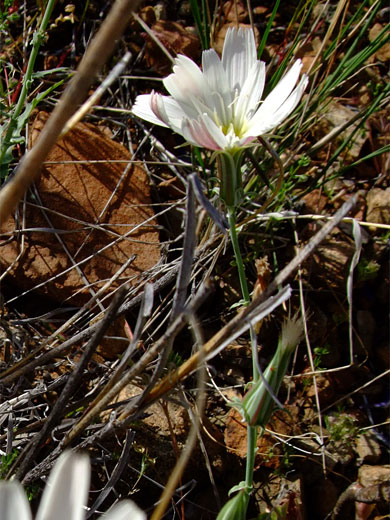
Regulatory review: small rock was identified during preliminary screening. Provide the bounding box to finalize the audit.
[305,234,357,293]
[369,23,390,62]
[302,188,328,214]
[224,407,247,459]
[305,373,335,405]
[355,431,383,465]
[255,473,305,519]
[358,464,390,487]
[366,188,390,225]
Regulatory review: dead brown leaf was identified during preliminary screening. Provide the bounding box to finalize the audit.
[144,20,200,75]
[0,112,161,306]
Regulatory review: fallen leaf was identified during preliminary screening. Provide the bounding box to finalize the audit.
[144,20,200,75]
[0,112,160,306]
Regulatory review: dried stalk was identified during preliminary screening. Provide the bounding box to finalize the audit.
[10,286,129,480]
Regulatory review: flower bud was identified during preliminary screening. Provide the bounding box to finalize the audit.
[241,315,303,427]
[216,489,248,520]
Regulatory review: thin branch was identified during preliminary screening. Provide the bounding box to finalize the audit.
[13,286,129,481]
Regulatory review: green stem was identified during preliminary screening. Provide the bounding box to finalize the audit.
[227,205,259,379]
[227,205,259,512]
[227,206,250,304]
[244,425,257,496]
[0,0,56,173]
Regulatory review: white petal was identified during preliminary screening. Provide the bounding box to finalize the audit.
[246,73,308,137]
[202,48,229,97]
[234,60,266,128]
[0,481,32,520]
[132,94,169,127]
[250,60,303,128]
[103,500,146,520]
[270,75,309,126]
[163,55,207,104]
[160,95,200,125]
[36,452,90,520]
[222,27,257,92]
[241,61,266,112]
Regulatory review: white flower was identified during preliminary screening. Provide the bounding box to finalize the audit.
[0,452,146,520]
[132,27,308,153]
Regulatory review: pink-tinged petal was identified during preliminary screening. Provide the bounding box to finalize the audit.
[132,94,169,127]
[163,55,208,104]
[222,27,257,92]
[152,95,199,136]
[181,119,217,150]
[180,120,201,147]
[182,117,224,151]
[36,452,90,520]
[200,114,229,149]
[0,481,32,520]
[238,135,256,148]
[150,92,192,135]
[150,91,168,122]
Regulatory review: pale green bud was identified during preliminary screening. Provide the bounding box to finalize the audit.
[216,489,248,520]
[241,315,303,427]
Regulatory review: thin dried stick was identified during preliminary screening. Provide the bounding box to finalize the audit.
[151,314,206,520]
[61,52,132,137]
[61,281,213,447]
[138,195,358,408]
[86,430,135,519]
[11,286,129,481]
[138,179,198,407]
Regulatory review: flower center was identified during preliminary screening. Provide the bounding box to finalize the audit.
[218,93,249,140]
[221,120,247,140]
